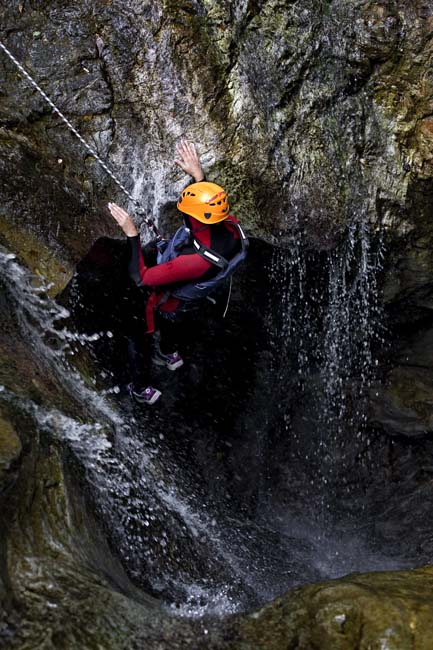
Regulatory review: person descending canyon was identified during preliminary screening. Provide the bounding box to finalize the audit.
[108,140,248,405]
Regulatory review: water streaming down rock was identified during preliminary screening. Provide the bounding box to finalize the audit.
[3,1,433,646]
[0,232,401,629]
[0,246,326,617]
[266,213,387,533]
[321,224,383,419]
[2,213,424,620]
[0,249,243,614]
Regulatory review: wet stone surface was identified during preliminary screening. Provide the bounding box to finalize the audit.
[2,1,433,649]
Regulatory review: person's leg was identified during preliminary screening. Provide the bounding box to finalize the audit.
[126,325,162,404]
[122,246,161,404]
[127,332,161,404]
[127,332,152,390]
[153,312,184,371]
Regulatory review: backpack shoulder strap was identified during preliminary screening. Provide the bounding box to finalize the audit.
[191,220,248,271]
[191,238,229,270]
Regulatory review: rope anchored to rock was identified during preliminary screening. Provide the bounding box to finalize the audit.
[0,39,161,238]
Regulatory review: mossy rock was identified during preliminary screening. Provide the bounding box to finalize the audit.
[0,411,22,489]
[233,567,433,650]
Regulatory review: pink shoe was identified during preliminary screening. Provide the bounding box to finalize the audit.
[128,384,161,405]
[153,350,184,371]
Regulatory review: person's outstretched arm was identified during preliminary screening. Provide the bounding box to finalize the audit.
[108,140,210,285]
[107,202,211,287]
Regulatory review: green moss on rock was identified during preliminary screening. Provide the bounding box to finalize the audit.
[0,215,73,294]
[233,568,433,650]
[0,413,22,481]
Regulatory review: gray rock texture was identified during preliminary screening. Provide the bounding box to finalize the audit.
[2,1,433,649]
[0,0,432,269]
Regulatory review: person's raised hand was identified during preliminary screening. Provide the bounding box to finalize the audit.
[175,140,205,182]
[108,202,138,237]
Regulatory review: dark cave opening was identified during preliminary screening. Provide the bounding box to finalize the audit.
[53,231,433,612]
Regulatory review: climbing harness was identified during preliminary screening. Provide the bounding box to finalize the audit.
[0,39,161,239]
[141,219,249,331]
[168,221,248,304]
[158,219,249,304]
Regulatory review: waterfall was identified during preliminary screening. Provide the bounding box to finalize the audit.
[0,248,245,615]
[267,215,386,525]
[0,245,323,615]
[0,219,415,624]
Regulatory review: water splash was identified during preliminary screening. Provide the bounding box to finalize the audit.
[267,217,385,519]
[319,220,384,458]
[1,233,419,620]
[1,247,308,614]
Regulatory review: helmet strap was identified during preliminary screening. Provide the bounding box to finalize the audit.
[184,214,210,232]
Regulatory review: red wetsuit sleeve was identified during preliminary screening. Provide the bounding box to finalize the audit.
[127,235,212,287]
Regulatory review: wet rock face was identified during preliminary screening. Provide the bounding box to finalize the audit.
[0,0,432,261]
[0,250,220,649]
[2,1,433,649]
[229,567,433,650]
[372,179,433,438]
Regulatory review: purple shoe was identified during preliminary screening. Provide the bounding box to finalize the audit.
[153,350,184,371]
[128,383,161,405]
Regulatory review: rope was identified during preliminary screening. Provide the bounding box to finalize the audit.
[223,275,232,318]
[0,39,161,238]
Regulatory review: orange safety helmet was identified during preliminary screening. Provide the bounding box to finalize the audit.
[177,181,230,224]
